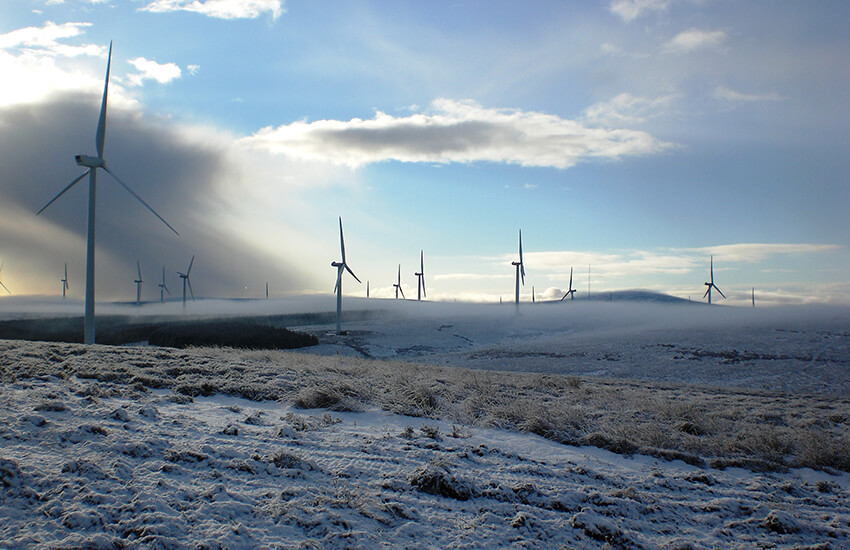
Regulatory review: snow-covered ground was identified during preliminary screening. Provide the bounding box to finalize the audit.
[1,299,849,548]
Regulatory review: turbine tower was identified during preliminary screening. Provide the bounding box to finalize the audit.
[177,255,195,310]
[61,263,69,299]
[560,267,577,301]
[0,262,11,295]
[36,42,178,344]
[511,229,525,311]
[414,250,426,301]
[158,266,170,303]
[331,217,360,334]
[393,265,405,299]
[134,260,143,305]
[703,255,726,304]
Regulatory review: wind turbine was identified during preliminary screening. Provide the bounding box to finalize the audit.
[134,260,143,305]
[366,280,370,298]
[393,265,405,299]
[158,266,170,303]
[177,255,195,309]
[61,263,69,298]
[414,250,426,301]
[266,282,269,299]
[0,262,11,295]
[331,217,360,334]
[532,285,536,303]
[703,255,726,305]
[560,267,577,301]
[35,42,178,344]
[511,229,525,311]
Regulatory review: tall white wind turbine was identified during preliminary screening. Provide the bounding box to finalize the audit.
[61,263,69,299]
[560,267,577,301]
[0,262,11,295]
[414,250,426,301]
[331,217,360,334]
[178,255,195,309]
[158,265,170,303]
[703,255,726,305]
[393,265,405,299]
[36,42,178,343]
[134,260,143,305]
[511,229,525,311]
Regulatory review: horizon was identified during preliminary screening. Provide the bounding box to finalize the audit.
[1,1,848,308]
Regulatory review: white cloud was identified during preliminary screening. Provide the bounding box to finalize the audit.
[0,23,118,109]
[665,29,726,53]
[126,57,182,87]
[582,93,678,126]
[187,64,200,76]
[686,243,842,263]
[609,0,672,22]
[141,0,285,20]
[714,86,786,102]
[0,21,94,53]
[239,98,672,170]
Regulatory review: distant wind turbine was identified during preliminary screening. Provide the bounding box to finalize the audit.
[394,265,405,299]
[703,256,726,305]
[511,229,525,311]
[177,255,195,309]
[331,217,360,334]
[532,285,536,303]
[0,262,11,295]
[414,250,426,301]
[752,287,755,308]
[266,282,269,299]
[35,42,178,344]
[560,267,577,301]
[61,263,69,299]
[366,280,370,298]
[134,260,143,305]
[158,266,170,303]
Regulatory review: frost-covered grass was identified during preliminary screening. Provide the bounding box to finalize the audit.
[1,372,848,548]
[2,339,848,473]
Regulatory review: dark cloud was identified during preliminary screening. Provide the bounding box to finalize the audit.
[0,96,306,300]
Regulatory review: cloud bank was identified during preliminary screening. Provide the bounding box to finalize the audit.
[665,29,727,53]
[240,99,672,170]
[141,0,285,20]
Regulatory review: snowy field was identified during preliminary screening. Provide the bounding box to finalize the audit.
[1,299,849,548]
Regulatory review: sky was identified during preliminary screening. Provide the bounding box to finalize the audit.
[0,0,848,307]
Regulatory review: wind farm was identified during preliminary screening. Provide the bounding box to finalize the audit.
[1,4,849,548]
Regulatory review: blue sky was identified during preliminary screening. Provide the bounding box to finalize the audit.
[0,0,848,306]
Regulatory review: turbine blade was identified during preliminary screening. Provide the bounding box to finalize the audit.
[521,264,525,286]
[560,292,567,302]
[187,255,195,276]
[400,287,405,299]
[103,167,180,236]
[703,287,710,299]
[715,286,727,299]
[0,280,10,295]
[37,172,89,216]
[95,41,112,159]
[333,272,340,294]
[422,277,426,298]
[345,264,361,284]
[518,229,523,265]
[339,217,346,263]
[420,250,424,273]
[187,279,195,301]
[164,285,171,295]
[397,264,401,285]
[569,267,573,289]
[137,260,142,280]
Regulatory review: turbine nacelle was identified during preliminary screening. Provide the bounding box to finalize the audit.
[75,155,105,168]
